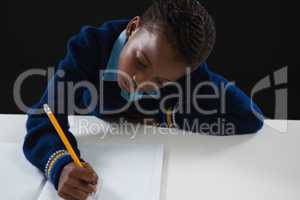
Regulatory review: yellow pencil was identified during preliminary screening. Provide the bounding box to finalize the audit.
[43,104,83,168]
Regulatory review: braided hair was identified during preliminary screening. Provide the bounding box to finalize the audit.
[141,0,216,67]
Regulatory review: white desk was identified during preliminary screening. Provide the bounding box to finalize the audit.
[0,114,299,200]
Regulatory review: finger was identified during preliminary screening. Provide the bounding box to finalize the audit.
[63,184,89,200]
[70,166,98,183]
[83,163,97,175]
[59,191,78,200]
[66,178,97,193]
[83,163,99,184]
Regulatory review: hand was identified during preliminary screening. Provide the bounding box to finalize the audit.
[57,162,98,200]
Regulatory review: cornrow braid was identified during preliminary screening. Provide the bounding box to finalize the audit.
[141,0,216,67]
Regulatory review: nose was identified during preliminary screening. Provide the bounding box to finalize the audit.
[132,75,138,88]
[133,72,151,86]
[133,72,158,92]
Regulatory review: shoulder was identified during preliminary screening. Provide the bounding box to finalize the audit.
[64,19,130,67]
[68,19,130,49]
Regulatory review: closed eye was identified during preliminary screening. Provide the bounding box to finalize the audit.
[136,59,147,70]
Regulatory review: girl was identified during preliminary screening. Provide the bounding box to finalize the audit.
[23,1,264,199]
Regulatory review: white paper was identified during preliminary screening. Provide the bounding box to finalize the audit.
[37,144,164,200]
[0,143,45,200]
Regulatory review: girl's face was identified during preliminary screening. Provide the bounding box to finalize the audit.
[117,16,189,93]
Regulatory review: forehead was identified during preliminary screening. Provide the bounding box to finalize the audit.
[136,28,174,61]
[134,28,186,79]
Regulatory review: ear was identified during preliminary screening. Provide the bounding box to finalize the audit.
[125,16,142,40]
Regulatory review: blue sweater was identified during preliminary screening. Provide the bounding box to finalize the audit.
[23,19,264,189]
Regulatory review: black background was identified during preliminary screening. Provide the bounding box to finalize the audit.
[3,0,297,119]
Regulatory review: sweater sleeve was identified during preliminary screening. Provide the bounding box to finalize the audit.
[172,84,264,135]
[23,26,101,189]
[156,68,264,135]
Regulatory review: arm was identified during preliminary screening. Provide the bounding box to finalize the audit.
[156,66,264,135]
[23,26,102,189]
[171,84,264,135]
